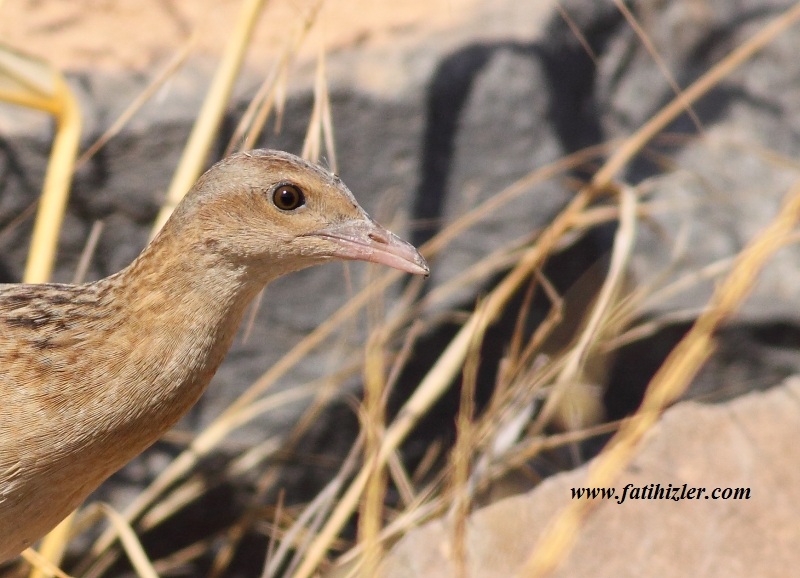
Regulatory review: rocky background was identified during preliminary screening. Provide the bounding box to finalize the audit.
[1,0,799,576]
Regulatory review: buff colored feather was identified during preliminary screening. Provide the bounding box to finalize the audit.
[0,149,428,562]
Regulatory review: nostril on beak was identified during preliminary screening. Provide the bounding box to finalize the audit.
[368,232,388,244]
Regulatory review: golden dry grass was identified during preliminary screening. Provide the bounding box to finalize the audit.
[3,2,800,578]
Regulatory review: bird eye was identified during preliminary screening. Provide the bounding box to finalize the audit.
[272,184,305,211]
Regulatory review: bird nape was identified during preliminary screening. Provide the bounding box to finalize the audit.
[0,149,428,563]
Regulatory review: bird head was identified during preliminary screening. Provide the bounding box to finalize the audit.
[166,149,429,282]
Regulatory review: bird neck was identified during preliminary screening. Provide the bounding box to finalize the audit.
[94,223,272,445]
[0,219,281,512]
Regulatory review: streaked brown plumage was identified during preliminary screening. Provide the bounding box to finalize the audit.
[0,149,428,562]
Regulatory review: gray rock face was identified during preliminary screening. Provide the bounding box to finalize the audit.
[2,0,800,570]
[0,0,567,440]
[597,0,800,319]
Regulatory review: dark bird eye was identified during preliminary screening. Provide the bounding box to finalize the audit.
[273,184,305,211]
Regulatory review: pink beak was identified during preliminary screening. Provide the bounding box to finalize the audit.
[309,218,429,277]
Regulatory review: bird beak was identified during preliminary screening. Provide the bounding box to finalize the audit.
[307,218,430,277]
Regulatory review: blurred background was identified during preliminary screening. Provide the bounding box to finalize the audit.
[1,1,799,577]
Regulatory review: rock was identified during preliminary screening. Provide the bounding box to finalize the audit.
[2,0,800,569]
[0,0,559,437]
[594,0,800,318]
[377,377,800,578]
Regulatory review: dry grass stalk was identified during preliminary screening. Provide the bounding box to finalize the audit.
[0,43,82,284]
[358,328,390,578]
[96,506,158,578]
[9,3,800,577]
[232,0,325,154]
[521,177,800,578]
[290,173,607,578]
[83,144,600,575]
[594,3,800,187]
[149,0,270,238]
[267,438,366,578]
[611,0,704,133]
[0,41,82,578]
[302,46,336,169]
[20,549,74,578]
[516,5,800,574]
[71,221,104,284]
[75,35,197,169]
[530,185,637,434]
[448,302,486,578]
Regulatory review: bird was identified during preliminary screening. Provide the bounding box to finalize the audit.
[0,149,429,562]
